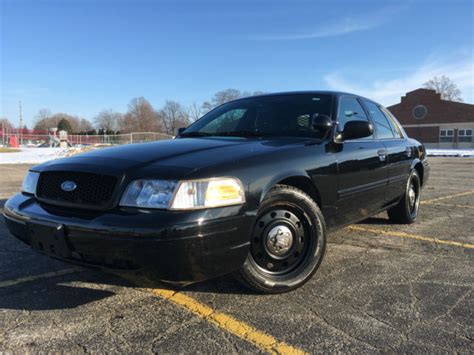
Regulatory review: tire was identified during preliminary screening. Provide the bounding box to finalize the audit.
[388,170,421,224]
[235,185,326,294]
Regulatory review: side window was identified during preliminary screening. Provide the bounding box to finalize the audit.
[364,101,396,139]
[381,107,405,138]
[440,129,454,143]
[337,97,370,132]
[200,109,246,133]
[458,129,473,143]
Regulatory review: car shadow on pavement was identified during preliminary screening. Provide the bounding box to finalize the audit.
[115,270,253,295]
[359,216,390,225]
[0,282,117,311]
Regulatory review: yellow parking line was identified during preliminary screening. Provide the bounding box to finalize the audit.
[424,202,474,210]
[348,225,474,249]
[123,280,305,355]
[429,177,474,182]
[0,268,79,288]
[0,269,305,353]
[422,189,474,204]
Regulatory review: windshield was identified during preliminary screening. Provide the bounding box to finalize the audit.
[181,94,333,139]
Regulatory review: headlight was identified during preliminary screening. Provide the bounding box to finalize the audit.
[21,171,40,194]
[120,177,245,210]
[171,178,245,210]
[120,179,178,209]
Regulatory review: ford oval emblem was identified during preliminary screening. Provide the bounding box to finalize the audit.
[61,181,77,192]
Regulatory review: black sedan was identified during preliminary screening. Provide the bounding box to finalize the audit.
[3,92,429,293]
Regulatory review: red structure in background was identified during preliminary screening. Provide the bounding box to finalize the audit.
[0,128,52,147]
[388,89,474,148]
[9,135,19,148]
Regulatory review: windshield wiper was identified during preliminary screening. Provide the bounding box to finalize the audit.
[213,131,272,138]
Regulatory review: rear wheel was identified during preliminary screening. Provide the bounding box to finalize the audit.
[388,170,421,224]
[235,185,326,294]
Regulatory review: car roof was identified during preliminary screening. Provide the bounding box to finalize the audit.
[234,91,378,104]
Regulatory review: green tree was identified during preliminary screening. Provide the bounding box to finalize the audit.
[57,118,72,132]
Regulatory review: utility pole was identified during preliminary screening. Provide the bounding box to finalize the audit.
[19,100,23,146]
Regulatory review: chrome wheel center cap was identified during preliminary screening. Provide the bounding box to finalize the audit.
[266,225,293,256]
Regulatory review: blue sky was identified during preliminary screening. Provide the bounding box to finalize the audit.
[1,0,473,127]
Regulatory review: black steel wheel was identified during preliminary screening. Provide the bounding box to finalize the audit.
[235,185,326,294]
[250,208,313,276]
[388,170,421,224]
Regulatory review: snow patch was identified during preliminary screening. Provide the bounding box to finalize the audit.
[0,148,71,164]
[427,149,474,157]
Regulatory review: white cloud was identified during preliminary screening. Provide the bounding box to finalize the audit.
[251,5,406,41]
[323,53,474,105]
[253,19,379,41]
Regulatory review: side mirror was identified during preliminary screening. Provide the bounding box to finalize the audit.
[176,127,186,137]
[311,114,333,135]
[340,121,373,141]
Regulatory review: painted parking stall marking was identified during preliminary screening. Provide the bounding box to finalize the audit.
[129,277,308,355]
[0,268,79,288]
[348,225,474,249]
[0,268,306,354]
[424,202,474,210]
[421,189,474,204]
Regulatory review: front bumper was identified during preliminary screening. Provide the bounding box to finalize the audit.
[3,193,254,284]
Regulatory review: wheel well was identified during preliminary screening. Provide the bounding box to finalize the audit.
[277,176,321,206]
[414,162,424,186]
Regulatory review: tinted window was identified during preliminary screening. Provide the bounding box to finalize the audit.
[337,97,369,132]
[200,109,246,133]
[183,94,332,139]
[381,107,405,138]
[364,101,396,139]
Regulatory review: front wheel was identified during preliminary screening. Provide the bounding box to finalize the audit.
[388,170,421,224]
[235,185,326,294]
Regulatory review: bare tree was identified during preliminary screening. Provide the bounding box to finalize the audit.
[201,89,265,114]
[94,110,122,133]
[0,118,14,130]
[35,108,52,121]
[159,100,190,135]
[33,110,93,133]
[201,89,243,113]
[77,118,94,133]
[33,109,53,130]
[423,75,463,102]
[120,97,162,133]
[33,112,66,131]
[188,102,202,122]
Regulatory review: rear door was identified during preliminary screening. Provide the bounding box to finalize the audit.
[362,100,412,205]
[334,96,388,225]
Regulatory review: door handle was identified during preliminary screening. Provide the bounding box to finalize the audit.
[377,149,388,162]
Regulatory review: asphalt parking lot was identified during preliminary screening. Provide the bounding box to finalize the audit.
[0,157,473,353]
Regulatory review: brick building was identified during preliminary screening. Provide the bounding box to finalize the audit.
[388,88,474,148]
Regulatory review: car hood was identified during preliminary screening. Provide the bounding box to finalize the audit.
[34,137,320,176]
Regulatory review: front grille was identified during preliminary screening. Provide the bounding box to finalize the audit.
[37,171,117,209]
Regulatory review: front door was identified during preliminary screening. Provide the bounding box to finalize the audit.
[334,96,388,225]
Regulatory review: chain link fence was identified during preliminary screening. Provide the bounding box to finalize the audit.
[0,130,172,148]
